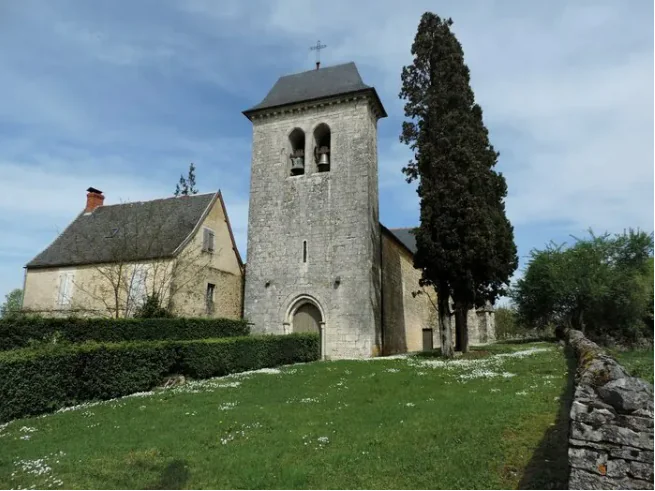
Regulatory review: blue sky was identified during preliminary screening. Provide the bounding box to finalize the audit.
[1,0,653,303]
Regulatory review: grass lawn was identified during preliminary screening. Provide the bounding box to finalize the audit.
[610,348,654,384]
[0,342,573,490]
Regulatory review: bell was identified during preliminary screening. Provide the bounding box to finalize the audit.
[290,156,305,175]
[318,152,330,169]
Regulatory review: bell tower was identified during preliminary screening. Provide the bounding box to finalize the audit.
[242,62,387,359]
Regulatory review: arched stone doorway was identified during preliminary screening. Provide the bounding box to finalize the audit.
[285,295,326,359]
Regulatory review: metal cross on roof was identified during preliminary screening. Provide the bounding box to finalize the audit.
[310,40,327,69]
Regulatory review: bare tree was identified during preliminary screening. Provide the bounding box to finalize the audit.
[66,200,217,318]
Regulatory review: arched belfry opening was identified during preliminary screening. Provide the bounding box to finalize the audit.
[313,123,331,172]
[289,128,305,176]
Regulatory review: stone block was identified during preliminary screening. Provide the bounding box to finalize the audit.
[606,459,630,478]
[598,377,654,413]
[571,400,616,426]
[570,469,652,490]
[571,421,654,450]
[629,461,654,481]
[619,414,655,432]
[570,439,615,451]
[609,446,654,463]
[569,446,608,474]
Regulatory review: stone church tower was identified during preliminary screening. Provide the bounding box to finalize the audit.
[243,62,387,359]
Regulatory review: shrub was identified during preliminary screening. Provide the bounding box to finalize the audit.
[133,294,174,318]
[0,333,319,422]
[0,317,249,351]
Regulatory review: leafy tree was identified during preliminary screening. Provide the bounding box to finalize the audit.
[400,12,517,355]
[512,229,653,344]
[174,163,198,197]
[0,288,23,318]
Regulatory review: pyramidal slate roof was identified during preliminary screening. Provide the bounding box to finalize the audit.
[26,192,219,269]
[384,227,417,255]
[244,62,386,118]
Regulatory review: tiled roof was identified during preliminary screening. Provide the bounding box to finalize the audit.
[244,62,386,117]
[26,193,217,268]
[383,226,417,255]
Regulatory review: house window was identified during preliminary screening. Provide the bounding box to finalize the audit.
[289,128,305,176]
[206,283,215,314]
[302,240,307,263]
[202,228,215,253]
[57,272,74,308]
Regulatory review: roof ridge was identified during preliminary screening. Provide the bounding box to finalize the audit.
[281,61,359,78]
[26,191,220,269]
[94,191,218,210]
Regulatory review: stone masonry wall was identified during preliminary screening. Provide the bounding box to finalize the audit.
[566,329,654,489]
[380,232,437,354]
[244,96,382,359]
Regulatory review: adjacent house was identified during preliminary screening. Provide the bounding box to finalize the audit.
[22,188,244,319]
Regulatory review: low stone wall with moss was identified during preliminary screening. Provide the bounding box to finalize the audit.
[566,329,653,489]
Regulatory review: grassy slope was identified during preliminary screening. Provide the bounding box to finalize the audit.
[610,348,654,384]
[0,342,572,490]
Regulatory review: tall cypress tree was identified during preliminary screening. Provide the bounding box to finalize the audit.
[400,13,517,355]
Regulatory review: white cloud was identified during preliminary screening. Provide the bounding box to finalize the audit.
[0,0,651,302]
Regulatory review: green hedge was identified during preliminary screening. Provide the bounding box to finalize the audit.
[0,333,319,423]
[0,317,250,351]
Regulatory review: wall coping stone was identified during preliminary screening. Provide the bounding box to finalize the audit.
[565,328,654,489]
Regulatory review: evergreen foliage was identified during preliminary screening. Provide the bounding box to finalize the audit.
[174,163,199,196]
[0,333,320,422]
[400,12,517,355]
[0,316,249,351]
[133,294,174,318]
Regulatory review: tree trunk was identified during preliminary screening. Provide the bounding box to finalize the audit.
[438,286,453,358]
[455,306,469,353]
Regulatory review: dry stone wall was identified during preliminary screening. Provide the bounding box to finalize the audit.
[566,329,654,489]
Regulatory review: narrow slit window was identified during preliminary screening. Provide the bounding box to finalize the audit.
[302,240,307,263]
[206,283,215,314]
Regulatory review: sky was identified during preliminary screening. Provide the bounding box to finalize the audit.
[0,0,653,303]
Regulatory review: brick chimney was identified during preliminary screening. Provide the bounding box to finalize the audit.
[85,187,104,213]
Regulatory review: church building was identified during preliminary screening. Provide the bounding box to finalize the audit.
[21,61,494,360]
[242,62,495,359]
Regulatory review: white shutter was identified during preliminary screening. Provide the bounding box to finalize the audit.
[58,272,74,307]
[208,230,215,252]
[128,266,147,310]
[202,228,209,251]
[57,274,66,307]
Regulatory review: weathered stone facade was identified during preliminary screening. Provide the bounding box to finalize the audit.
[242,63,497,358]
[243,95,383,359]
[566,329,654,489]
[381,230,437,354]
[23,194,244,320]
